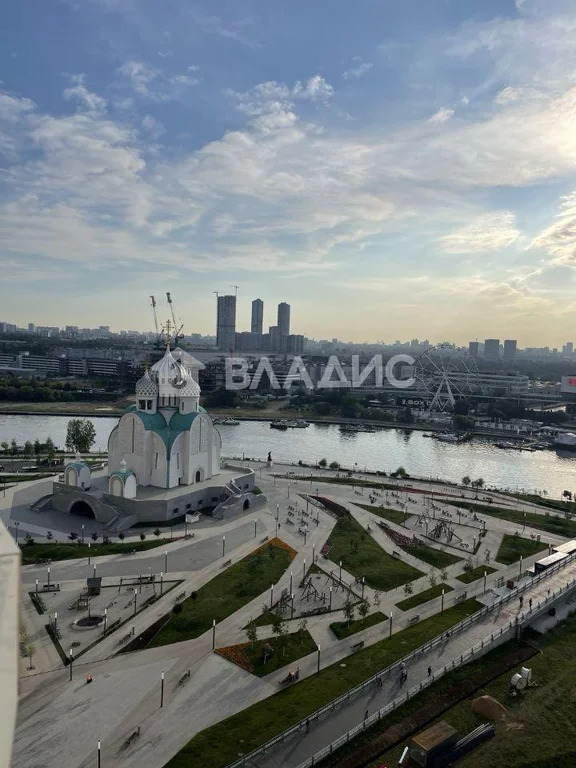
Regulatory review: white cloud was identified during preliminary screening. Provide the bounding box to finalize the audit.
[441,212,521,253]
[428,107,454,123]
[531,191,576,266]
[115,60,198,101]
[63,74,107,113]
[343,61,373,80]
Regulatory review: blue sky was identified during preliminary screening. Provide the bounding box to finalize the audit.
[1,0,576,344]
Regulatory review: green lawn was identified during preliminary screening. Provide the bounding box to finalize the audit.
[149,542,294,647]
[221,630,318,677]
[19,538,171,564]
[409,543,462,569]
[167,599,482,768]
[283,475,396,490]
[327,514,423,591]
[495,534,548,565]
[395,582,453,611]
[450,500,576,539]
[366,611,576,768]
[355,503,407,526]
[456,565,497,584]
[330,612,388,640]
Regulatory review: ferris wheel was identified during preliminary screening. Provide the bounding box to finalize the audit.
[413,344,479,413]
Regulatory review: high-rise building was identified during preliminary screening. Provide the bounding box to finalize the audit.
[277,302,290,338]
[216,295,236,351]
[468,341,479,358]
[28,323,35,333]
[484,338,500,362]
[251,299,263,335]
[563,342,574,357]
[269,325,278,351]
[503,339,517,363]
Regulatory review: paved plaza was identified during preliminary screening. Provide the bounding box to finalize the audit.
[5,460,576,768]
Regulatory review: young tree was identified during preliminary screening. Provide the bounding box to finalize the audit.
[24,441,34,457]
[343,599,355,626]
[318,458,327,468]
[403,581,414,597]
[358,599,370,620]
[91,531,98,541]
[154,528,161,538]
[118,532,125,541]
[33,439,42,455]
[298,618,308,646]
[68,531,79,541]
[373,590,382,610]
[45,437,56,462]
[246,624,258,650]
[65,419,96,454]
[462,475,471,487]
[440,567,448,583]
[139,532,146,541]
[10,438,18,454]
[0,441,8,454]
[428,570,438,589]
[329,461,340,470]
[46,530,54,542]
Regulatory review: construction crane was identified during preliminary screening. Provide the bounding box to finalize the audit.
[150,295,161,341]
[166,292,184,347]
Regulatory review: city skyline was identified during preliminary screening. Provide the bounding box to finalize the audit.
[1,0,576,342]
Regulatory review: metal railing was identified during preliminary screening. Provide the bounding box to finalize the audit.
[225,550,576,768]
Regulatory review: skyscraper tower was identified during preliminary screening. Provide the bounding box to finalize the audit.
[277,302,290,352]
[216,295,236,351]
[503,339,517,363]
[251,299,263,335]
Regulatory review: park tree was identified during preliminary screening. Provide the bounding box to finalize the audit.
[343,599,355,626]
[24,441,34,456]
[403,581,414,597]
[318,458,327,468]
[91,531,98,541]
[65,418,96,454]
[298,618,308,645]
[1,441,9,453]
[428,570,438,589]
[10,439,17,454]
[373,590,382,610]
[45,437,56,461]
[329,461,340,470]
[118,532,125,541]
[154,528,161,538]
[246,624,258,650]
[68,531,78,542]
[139,532,146,541]
[462,475,471,487]
[358,599,370,620]
[46,530,53,541]
[440,567,448,583]
[33,439,42,455]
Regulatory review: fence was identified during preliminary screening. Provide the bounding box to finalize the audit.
[225,550,576,768]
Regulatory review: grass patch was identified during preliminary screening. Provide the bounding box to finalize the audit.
[217,630,318,677]
[449,500,576,539]
[166,599,482,768]
[19,538,172,564]
[327,514,423,591]
[330,612,388,640]
[408,543,462,569]
[287,475,397,490]
[495,534,548,565]
[148,541,294,648]
[395,582,453,611]
[356,503,407,526]
[367,608,576,768]
[456,565,497,584]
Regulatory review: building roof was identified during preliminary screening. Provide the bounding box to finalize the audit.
[135,368,159,397]
[66,461,89,472]
[124,405,205,453]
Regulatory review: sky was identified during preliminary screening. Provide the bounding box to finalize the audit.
[1,0,576,345]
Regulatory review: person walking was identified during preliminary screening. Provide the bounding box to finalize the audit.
[529,598,533,610]
[428,666,432,677]
[364,709,369,721]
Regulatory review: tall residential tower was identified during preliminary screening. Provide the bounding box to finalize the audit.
[216,295,236,351]
[251,299,263,335]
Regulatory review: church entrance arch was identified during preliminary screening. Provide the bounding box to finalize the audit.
[69,500,96,519]
[243,499,250,511]
[194,468,205,483]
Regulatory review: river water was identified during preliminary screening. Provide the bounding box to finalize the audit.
[1,414,575,499]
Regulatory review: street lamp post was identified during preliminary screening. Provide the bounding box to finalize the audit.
[329,586,333,611]
[160,671,165,708]
[361,577,365,600]
[254,518,257,538]
[289,571,293,595]
[97,740,101,768]
[222,535,226,558]
[164,550,168,572]
[103,608,108,636]
[270,583,274,609]
[389,611,393,639]
[133,588,138,616]
[519,555,523,578]
[35,578,38,596]
[69,649,73,681]
[81,524,85,544]
[47,567,51,590]
[302,559,306,582]
[212,619,216,649]
[317,645,321,675]
[291,594,295,620]
[160,571,164,596]
[54,612,58,633]
[93,564,96,579]
[441,589,445,612]
[88,542,91,566]
[312,544,315,564]
[14,521,19,543]
[339,560,342,584]
[483,570,487,594]
[304,525,307,545]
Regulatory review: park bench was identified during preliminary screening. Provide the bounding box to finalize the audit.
[260,536,269,543]
[222,559,232,568]
[407,614,420,625]
[392,551,401,559]
[42,583,60,592]
[178,670,191,685]
[351,640,365,652]
[456,592,468,602]
[124,727,141,747]
[119,632,133,645]
[175,592,186,601]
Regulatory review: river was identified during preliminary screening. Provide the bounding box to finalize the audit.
[1,414,575,499]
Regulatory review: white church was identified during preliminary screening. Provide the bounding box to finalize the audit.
[107,346,221,496]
